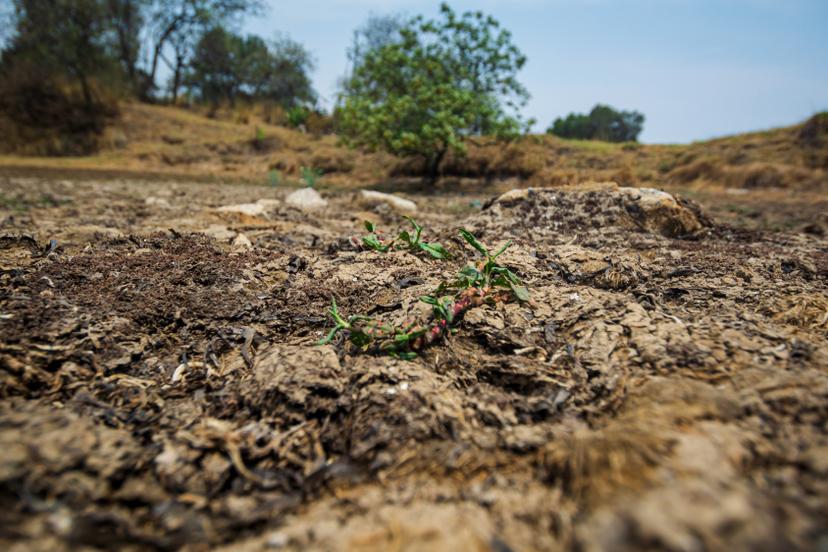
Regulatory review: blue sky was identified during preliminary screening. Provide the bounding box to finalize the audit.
[244,0,828,143]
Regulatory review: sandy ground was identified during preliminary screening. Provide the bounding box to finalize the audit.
[1,171,827,551]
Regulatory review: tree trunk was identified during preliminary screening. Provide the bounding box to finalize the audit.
[73,68,93,108]
[114,1,138,90]
[147,41,163,98]
[425,147,447,185]
[146,18,180,99]
[171,55,184,104]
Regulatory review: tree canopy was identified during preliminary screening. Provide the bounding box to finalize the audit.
[338,3,531,182]
[548,104,645,142]
[187,26,315,107]
[2,0,121,106]
[0,0,267,104]
[345,13,405,79]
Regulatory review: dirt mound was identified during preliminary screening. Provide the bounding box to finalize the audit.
[1,177,827,550]
[474,184,708,239]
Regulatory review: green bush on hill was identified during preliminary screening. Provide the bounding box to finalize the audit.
[187,27,315,109]
[548,104,645,142]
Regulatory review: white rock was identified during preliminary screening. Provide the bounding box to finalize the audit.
[617,186,704,237]
[144,196,171,209]
[496,188,531,203]
[231,233,253,252]
[255,198,281,208]
[359,190,418,213]
[286,188,328,210]
[266,531,289,548]
[203,224,236,241]
[215,203,267,216]
[620,187,674,203]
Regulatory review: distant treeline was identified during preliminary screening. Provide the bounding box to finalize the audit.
[548,105,645,143]
[0,1,646,166]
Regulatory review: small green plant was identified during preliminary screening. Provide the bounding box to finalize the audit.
[317,297,425,360]
[319,229,528,359]
[444,229,529,301]
[268,169,281,187]
[286,106,309,129]
[0,193,67,213]
[361,217,449,259]
[360,220,392,253]
[300,166,322,187]
[0,193,24,212]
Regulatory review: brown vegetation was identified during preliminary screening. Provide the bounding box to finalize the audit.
[2,104,826,196]
[0,72,119,156]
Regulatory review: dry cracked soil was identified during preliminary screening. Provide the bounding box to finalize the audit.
[1,174,827,551]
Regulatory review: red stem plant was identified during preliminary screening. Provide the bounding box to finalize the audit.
[320,228,528,359]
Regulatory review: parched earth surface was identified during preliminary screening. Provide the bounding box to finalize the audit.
[1,174,827,551]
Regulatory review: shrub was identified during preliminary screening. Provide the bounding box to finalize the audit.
[548,104,645,143]
[300,166,322,187]
[286,106,308,129]
[0,63,117,155]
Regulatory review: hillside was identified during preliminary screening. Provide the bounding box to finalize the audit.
[2,103,826,234]
[2,103,826,191]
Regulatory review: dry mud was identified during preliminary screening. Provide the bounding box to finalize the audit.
[1,176,827,551]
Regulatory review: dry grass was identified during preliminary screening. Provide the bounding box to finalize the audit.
[774,294,828,330]
[1,103,825,195]
[540,422,673,500]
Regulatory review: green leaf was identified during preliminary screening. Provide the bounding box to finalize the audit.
[419,242,448,259]
[349,332,373,348]
[489,266,521,285]
[403,215,421,233]
[362,235,389,252]
[440,297,455,323]
[403,216,423,243]
[329,297,351,328]
[420,295,439,305]
[491,240,512,259]
[456,265,482,288]
[364,220,375,232]
[459,228,488,257]
[510,283,530,302]
[317,326,340,345]
[398,230,412,246]
[504,268,522,285]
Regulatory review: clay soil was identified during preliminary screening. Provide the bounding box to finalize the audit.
[1,171,827,551]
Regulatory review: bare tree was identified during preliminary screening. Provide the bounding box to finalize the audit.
[106,0,146,90]
[344,12,404,85]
